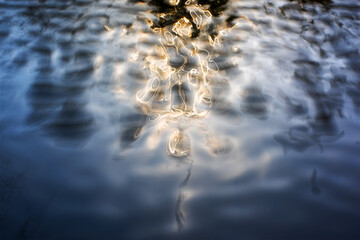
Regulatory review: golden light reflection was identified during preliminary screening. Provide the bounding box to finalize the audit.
[103,0,246,160]
[110,0,242,231]
[127,1,236,158]
[172,17,193,37]
[168,129,191,158]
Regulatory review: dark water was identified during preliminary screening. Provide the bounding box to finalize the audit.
[1,0,360,239]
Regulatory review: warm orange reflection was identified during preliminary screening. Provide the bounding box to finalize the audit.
[128,1,234,158]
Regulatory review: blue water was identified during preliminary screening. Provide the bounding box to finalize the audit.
[0,0,360,239]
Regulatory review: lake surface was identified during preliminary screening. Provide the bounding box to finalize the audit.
[1,0,360,239]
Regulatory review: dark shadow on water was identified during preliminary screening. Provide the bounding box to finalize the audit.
[240,86,269,120]
[22,1,97,147]
[273,0,359,154]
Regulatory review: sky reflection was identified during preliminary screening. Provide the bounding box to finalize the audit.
[0,0,359,239]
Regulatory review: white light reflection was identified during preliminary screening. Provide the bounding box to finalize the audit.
[124,2,238,159]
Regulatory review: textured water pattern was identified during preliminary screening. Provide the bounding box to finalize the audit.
[0,0,360,239]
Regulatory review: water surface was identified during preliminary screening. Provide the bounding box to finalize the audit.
[0,0,360,239]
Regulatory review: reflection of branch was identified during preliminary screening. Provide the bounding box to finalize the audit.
[148,0,200,38]
[0,170,25,204]
[147,0,229,38]
[175,161,193,231]
[17,197,54,240]
[0,156,54,240]
[0,161,26,224]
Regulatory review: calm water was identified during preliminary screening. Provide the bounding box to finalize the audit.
[1,0,360,239]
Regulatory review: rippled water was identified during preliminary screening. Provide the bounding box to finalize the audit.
[1,0,360,239]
